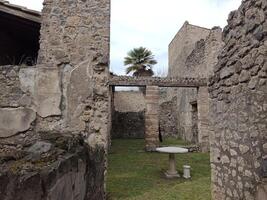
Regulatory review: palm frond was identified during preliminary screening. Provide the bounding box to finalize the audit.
[124,47,157,77]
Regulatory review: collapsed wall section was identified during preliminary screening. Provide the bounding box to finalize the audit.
[208,0,267,199]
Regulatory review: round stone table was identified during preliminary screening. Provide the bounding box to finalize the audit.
[156,147,188,178]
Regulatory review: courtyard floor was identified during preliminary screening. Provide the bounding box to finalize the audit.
[107,138,211,200]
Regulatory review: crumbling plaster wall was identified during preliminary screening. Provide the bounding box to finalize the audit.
[36,0,110,142]
[208,0,267,199]
[0,65,37,153]
[0,0,110,199]
[167,23,223,149]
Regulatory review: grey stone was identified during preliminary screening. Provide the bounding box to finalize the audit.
[221,155,230,164]
[27,141,52,154]
[263,143,267,153]
[66,59,93,132]
[230,149,238,156]
[19,94,32,107]
[7,69,17,78]
[0,107,36,138]
[239,144,250,154]
[239,70,250,82]
[220,67,234,79]
[34,67,62,118]
[19,67,36,95]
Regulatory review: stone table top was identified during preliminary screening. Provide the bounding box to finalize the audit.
[156,147,188,154]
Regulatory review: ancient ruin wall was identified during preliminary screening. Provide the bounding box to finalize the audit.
[113,91,145,112]
[0,0,110,199]
[169,22,211,76]
[208,0,267,199]
[37,0,110,138]
[0,65,37,154]
[168,23,211,144]
[112,91,145,138]
[168,24,223,149]
[37,0,110,198]
[111,91,178,139]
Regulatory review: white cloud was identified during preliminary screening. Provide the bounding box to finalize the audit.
[7,0,242,75]
[8,0,42,11]
[111,0,242,75]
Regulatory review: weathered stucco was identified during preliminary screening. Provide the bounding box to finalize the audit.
[0,0,110,199]
[35,67,62,118]
[0,107,36,138]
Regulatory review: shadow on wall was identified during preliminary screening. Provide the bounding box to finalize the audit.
[0,3,41,65]
[111,111,145,139]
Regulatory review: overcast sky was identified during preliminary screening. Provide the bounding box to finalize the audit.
[9,0,241,75]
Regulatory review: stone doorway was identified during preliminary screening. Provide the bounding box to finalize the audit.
[109,76,209,152]
[190,101,198,144]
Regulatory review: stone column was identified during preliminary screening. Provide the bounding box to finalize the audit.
[145,86,160,151]
[197,86,210,152]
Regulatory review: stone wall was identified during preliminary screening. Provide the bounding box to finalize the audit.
[111,90,178,139]
[111,91,145,138]
[113,91,145,112]
[37,0,110,140]
[0,133,105,200]
[0,0,110,199]
[159,96,179,138]
[112,111,145,139]
[167,22,223,151]
[169,21,211,76]
[208,0,267,199]
[0,65,37,148]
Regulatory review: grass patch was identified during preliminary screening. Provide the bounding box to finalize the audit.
[107,139,211,200]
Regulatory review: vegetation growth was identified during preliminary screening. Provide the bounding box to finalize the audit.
[107,139,211,200]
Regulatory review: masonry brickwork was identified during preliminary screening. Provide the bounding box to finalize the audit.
[145,86,160,151]
[208,0,267,199]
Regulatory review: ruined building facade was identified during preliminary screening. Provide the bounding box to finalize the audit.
[0,0,110,199]
[167,22,224,151]
[0,0,266,199]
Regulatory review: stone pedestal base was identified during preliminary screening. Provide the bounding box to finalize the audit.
[164,153,180,178]
[164,171,180,179]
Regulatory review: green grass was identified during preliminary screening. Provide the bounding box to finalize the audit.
[107,139,211,200]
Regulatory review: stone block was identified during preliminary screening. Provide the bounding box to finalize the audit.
[34,67,61,118]
[19,67,36,95]
[0,107,36,138]
[66,59,93,131]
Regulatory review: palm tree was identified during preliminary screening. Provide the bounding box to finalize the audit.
[124,47,157,77]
